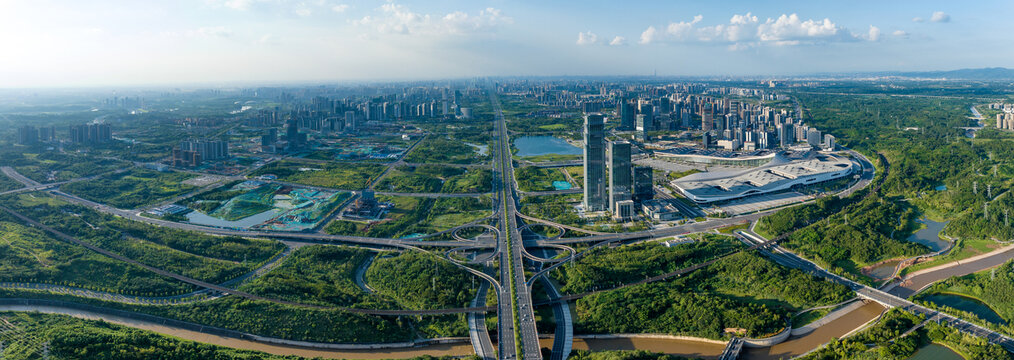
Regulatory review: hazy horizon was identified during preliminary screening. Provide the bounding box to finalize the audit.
[2,0,1013,88]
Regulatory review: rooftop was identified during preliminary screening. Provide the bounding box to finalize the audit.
[671,152,856,202]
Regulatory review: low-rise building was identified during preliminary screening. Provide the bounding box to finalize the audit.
[642,199,682,221]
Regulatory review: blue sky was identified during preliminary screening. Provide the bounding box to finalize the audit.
[0,0,1011,87]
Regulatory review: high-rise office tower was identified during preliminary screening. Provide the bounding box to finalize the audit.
[609,141,632,214]
[638,101,653,119]
[619,101,635,131]
[17,125,38,145]
[345,111,357,131]
[702,107,713,132]
[632,166,654,204]
[806,128,822,147]
[777,124,792,148]
[636,114,653,132]
[583,114,608,211]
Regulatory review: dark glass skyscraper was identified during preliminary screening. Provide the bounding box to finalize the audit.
[609,141,632,213]
[583,113,607,211]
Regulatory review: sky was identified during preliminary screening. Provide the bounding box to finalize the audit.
[1,0,1012,87]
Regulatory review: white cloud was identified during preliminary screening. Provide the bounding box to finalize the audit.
[666,14,704,40]
[257,33,280,45]
[356,4,511,36]
[332,4,349,13]
[912,17,924,23]
[294,4,312,17]
[893,30,909,38]
[639,26,658,44]
[867,25,881,41]
[609,36,626,46]
[187,26,234,38]
[931,11,950,23]
[576,31,598,45]
[222,0,255,10]
[639,13,863,47]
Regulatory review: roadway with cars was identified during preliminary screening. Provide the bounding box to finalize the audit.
[5,90,1013,360]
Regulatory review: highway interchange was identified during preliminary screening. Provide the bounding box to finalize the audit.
[3,93,1014,360]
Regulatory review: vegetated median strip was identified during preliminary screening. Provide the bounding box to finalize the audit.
[0,205,494,316]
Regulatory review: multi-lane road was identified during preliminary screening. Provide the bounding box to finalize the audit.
[5,90,1012,360]
[490,87,543,360]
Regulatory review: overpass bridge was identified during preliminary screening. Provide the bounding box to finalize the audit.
[738,230,1014,353]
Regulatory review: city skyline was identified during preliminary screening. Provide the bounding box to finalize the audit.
[2,0,1014,88]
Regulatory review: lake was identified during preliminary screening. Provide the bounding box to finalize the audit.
[907,218,950,252]
[907,343,964,360]
[921,293,1007,325]
[514,136,582,157]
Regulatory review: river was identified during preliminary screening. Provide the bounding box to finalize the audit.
[0,299,892,360]
[742,302,886,360]
[0,305,474,359]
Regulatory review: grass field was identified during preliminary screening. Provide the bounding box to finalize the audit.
[61,168,197,209]
[325,195,492,238]
[519,153,582,163]
[901,237,1003,276]
[7,152,128,183]
[565,166,584,186]
[404,136,489,164]
[0,220,193,296]
[250,160,386,189]
[374,165,491,194]
[0,173,23,192]
[515,166,566,192]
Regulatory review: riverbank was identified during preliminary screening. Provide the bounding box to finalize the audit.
[0,303,475,359]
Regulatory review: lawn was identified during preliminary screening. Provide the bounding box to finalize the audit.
[241,245,393,308]
[4,152,128,183]
[60,168,197,209]
[0,220,193,296]
[900,237,1002,276]
[565,166,584,186]
[250,159,386,189]
[515,166,566,192]
[0,173,23,192]
[0,193,272,286]
[374,165,492,194]
[325,196,492,238]
[404,136,489,164]
[518,153,582,163]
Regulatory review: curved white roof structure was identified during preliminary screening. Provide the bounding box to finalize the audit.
[671,152,857,203]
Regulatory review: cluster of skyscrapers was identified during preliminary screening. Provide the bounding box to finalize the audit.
[246,85,478,154]
[69,123,113,144]
[15,123,111,146]
[171,139,229,168]
[992,102,1014,130]
[583,114,653,219]
[497,80,839,152]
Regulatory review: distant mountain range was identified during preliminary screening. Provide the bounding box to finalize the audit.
[878,67,1014,80]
